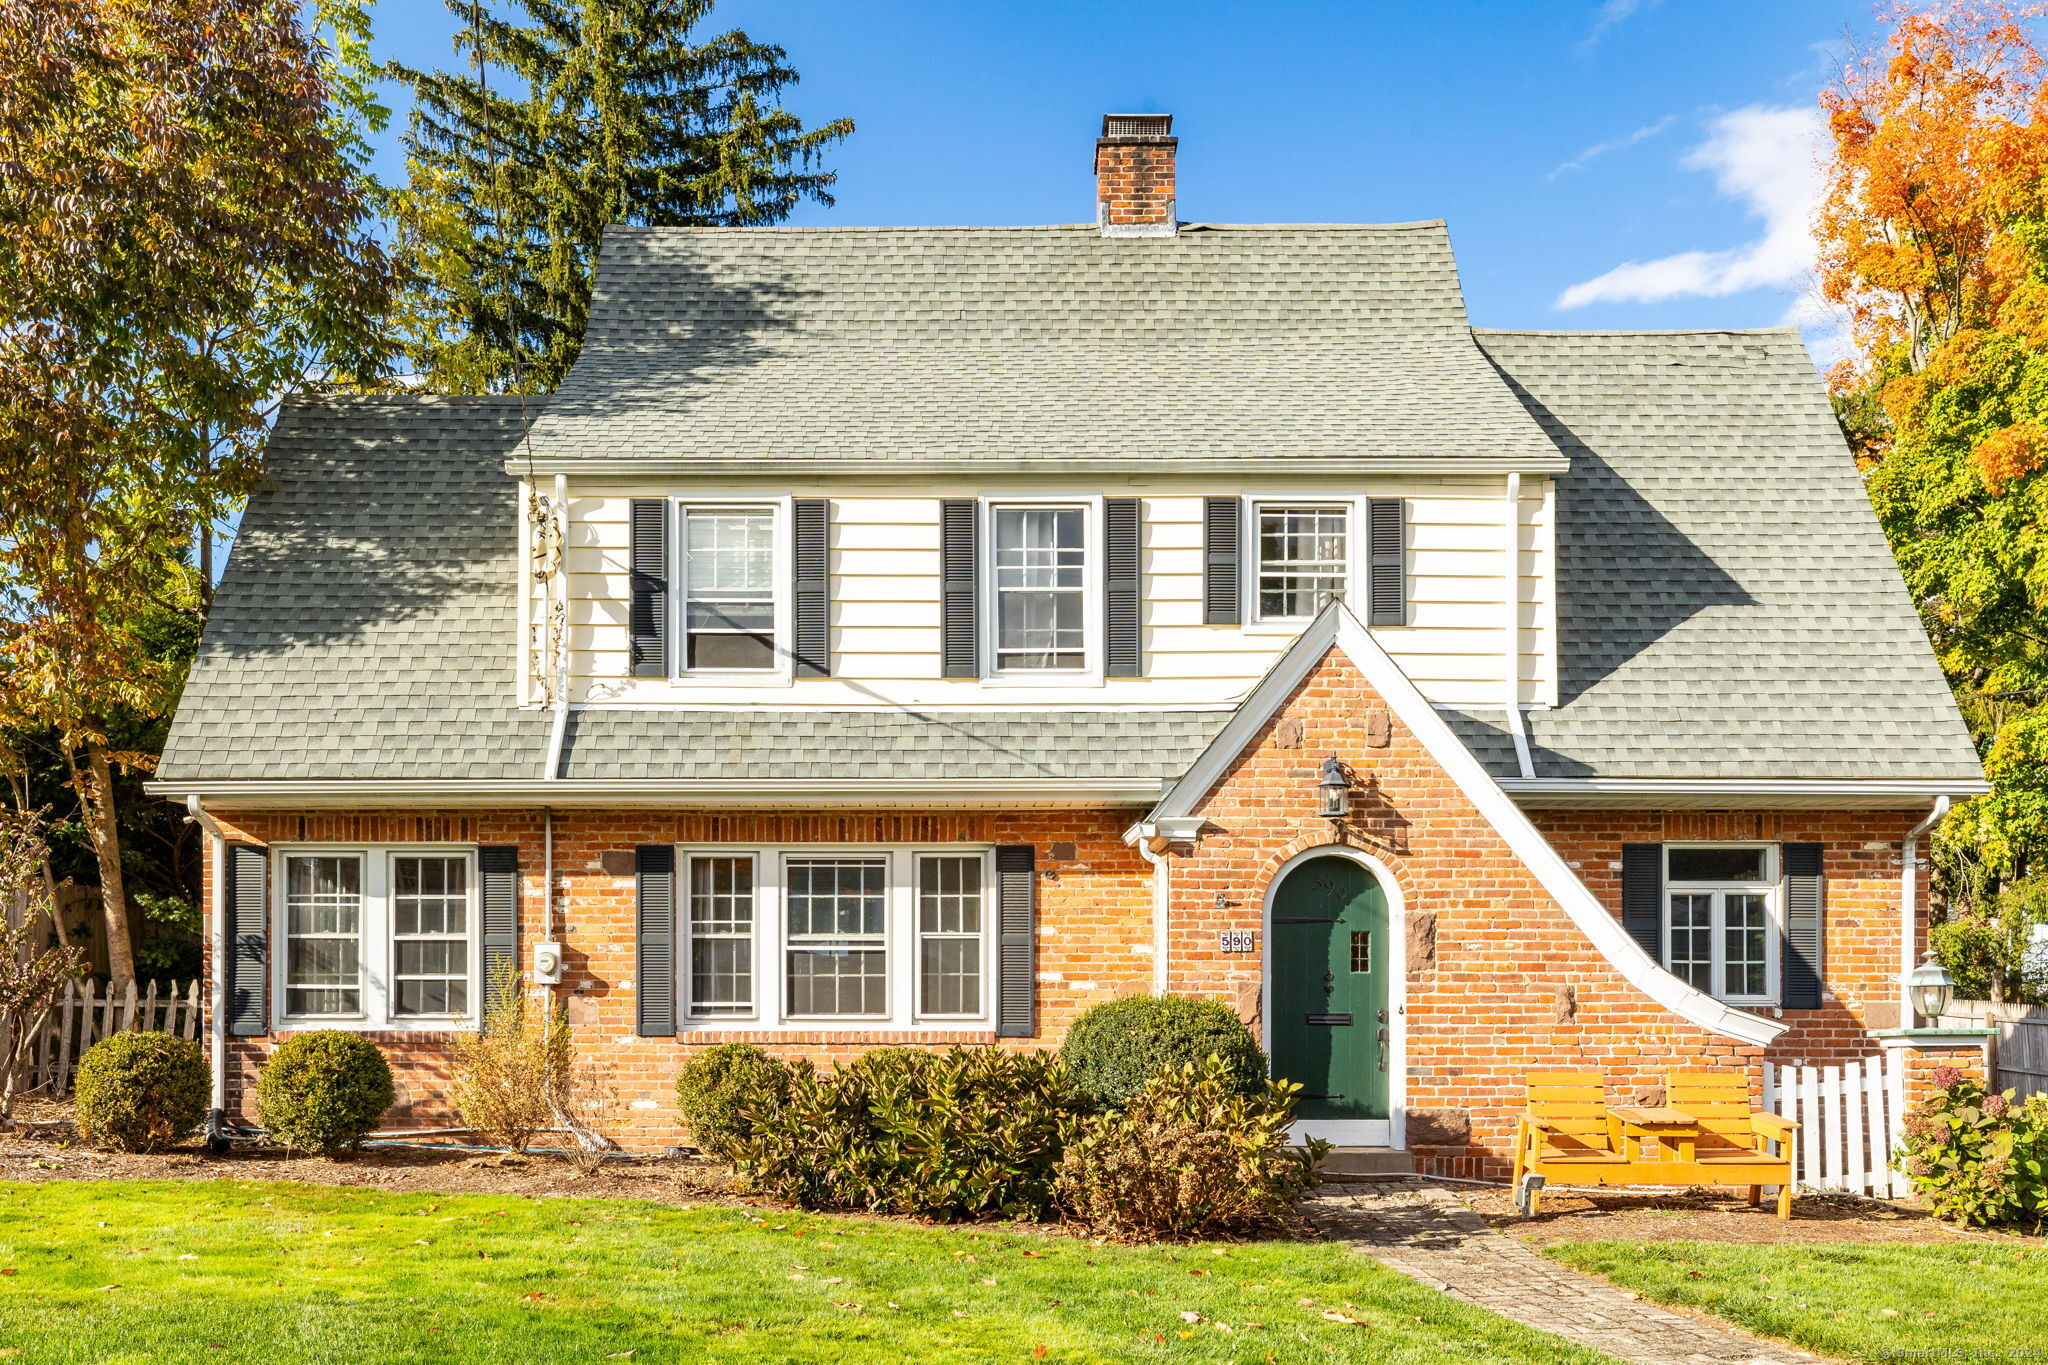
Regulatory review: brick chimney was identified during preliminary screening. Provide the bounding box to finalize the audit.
[1094,113,1177,237]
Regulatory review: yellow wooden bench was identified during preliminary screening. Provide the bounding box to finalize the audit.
[1510,1070,1800,1218]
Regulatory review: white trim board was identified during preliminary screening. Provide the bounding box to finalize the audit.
[1146,602,1787,1048]
[149,777,1166,810]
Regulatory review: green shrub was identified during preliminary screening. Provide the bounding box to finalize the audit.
[727,1047,1085,1220]
[1056,1055,1328,1238]
[72,1031,209,1153]
[1897,1066,2048,1230]
[255,1030,395,1157]
[1060,994,1267,1109]
[675,1043,790,1160]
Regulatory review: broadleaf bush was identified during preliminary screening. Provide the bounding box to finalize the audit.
[73,1031,209,1153]
[1897,1065,2048,1230]
[1056,1055,1328,1238]
[675,1043,790,1161]
[723,1046,1085,1221]
[1059,994,1267,1110]
[255,1030,395,1156]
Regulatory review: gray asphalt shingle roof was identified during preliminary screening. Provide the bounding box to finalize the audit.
[155,233,1982,792]
[1465,328,1982,782]
[524,222,1562,467]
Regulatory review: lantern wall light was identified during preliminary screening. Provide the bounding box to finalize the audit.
[1317,756,1349,822]
[1905,949,1955,1022]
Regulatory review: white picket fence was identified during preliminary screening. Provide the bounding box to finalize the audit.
[1762,1053,1905,1199]
[4,978,204,1099]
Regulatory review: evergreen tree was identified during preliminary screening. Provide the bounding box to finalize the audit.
[390,0,853,393]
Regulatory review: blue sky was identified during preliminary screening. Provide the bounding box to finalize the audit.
[361,0,1882,352]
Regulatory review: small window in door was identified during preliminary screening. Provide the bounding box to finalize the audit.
[1350,930,1372,973]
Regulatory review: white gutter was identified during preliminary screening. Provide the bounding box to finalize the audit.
[1499,777,1989,807]
[542,473,571,780]
[1900,796,1950,1024]
[1133,827,1171,995]
[147,777,1164,809]
[1501,472,1535,779]
[184,796,228,1141]
[505,455,1572,480]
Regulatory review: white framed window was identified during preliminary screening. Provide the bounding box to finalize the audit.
[686,853,756,1018]
[1254,502,1350,623]
[985,500,1095,676]
[273,845,479,1029]
[679,503,779,672]
[673,845,993,1031]
[917,854,984,1017]
[1665,844,1778,1006]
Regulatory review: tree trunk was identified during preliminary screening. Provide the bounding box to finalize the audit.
[77,743,134,987]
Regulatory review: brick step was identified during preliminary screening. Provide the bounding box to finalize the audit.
[1316,1146,1416,1177]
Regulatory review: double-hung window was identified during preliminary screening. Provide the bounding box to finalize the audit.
[276,847,480,1027]
[1254,503,1349,623]
[785,857,889,1017]
[1665,845,1777,1005]
[681,505,777,671]
[992,505,1086,671]
[917,855,984,1017]
[686,855,756,1018]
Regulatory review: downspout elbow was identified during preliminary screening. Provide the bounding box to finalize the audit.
[1128,824,1172,996]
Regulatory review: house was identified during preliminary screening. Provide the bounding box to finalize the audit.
[153,115,1987,1172]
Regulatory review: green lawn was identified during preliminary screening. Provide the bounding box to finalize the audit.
[0,1181,1614,1365]
[1543,1239,2043,1362]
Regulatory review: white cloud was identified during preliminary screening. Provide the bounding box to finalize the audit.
[1549,114,1677,180]
[1555,104,1826,310]
[1583,0,1660,49]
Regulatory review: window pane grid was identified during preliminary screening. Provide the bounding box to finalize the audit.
[1667,891,1714,994]
[1257,506,1348,621]
[917,856,983,1016]
[391,854,468,1017]
[285,855,363,1016]
[1724,892,1770,1000]
[689,856,755,1016]
[685,508,775,670]
[786,858,887,1017]
[994,506,1085,670]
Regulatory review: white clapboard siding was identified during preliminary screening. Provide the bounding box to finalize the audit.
[546,482,1554,707]
[1762,1054,1905,1198]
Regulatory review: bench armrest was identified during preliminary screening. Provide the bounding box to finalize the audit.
[1751,1113,1799,1140]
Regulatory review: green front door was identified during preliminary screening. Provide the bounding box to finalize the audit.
[1270,856,1390,1121]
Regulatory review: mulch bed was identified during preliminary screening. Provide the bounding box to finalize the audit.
[1443,1181,2042,1247]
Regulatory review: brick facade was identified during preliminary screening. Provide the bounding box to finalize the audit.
[199,654,1931,1168]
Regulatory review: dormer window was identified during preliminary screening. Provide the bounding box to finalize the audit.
[1255,503,1349,622]
[681,504,778,672]
[992,504,1087,671]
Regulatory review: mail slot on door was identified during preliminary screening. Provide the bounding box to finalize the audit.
[1304,1013,1353,1026]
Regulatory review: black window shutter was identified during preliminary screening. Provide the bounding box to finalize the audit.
[629,498,669,677]
[792,498,831,677]
[225,843,270,1037]
[478,846,519,1029]
[941,499,979,678]
[1620,843,1664,962]
[635,844,676,1036]
[1104,498,1142,677]
[1202,497,1241,625]
[1367,497,1407,626]
[1782,842,1825,1009]
[995,844,1036,1038]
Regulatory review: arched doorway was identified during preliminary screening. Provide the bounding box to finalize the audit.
[1268,853,1394,1139]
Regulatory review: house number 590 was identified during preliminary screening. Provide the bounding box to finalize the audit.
[1219,929,1257,953]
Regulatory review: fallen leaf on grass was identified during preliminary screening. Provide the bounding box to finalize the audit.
[605,1353,634,1359]
[1880,1309,1900,1318]
[978,1277,997,1286]
[521,1292,546,1301]
[1321,1311,1364,1326]
[0,1269,15,1276]
[1021,1250,1045,1259]
[178,1255,198,1261]
[1179,1311,1203,1324]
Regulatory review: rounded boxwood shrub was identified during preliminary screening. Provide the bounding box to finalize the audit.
[1060,994,1267,1110]
[675,1043,790,1160]
[255,1030,395,1156]
[73,1030,210,1153]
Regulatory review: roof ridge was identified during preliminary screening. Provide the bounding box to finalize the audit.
[283,392,548,407]
[602,220,1450,235]
[1472,326,1802,338]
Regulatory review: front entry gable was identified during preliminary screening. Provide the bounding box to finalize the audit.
[1140,604,1786,1048]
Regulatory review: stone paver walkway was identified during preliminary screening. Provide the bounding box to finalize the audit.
[1309,1179,1826,1365]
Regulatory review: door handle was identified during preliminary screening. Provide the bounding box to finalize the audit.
[1376,1026,1389,1073]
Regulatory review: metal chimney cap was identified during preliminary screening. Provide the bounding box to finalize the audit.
[1100,113,1172,138]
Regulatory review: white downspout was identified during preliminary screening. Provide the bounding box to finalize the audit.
[1501,473,1535,779]
[543,473,571,780]
[1136,829,1171,995]
[185,795,228,1141]
[1900,795,1950,1024]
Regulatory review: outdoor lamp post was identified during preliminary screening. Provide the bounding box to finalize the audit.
[1905,949,1956,1023]
[1317,756,1349,822]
